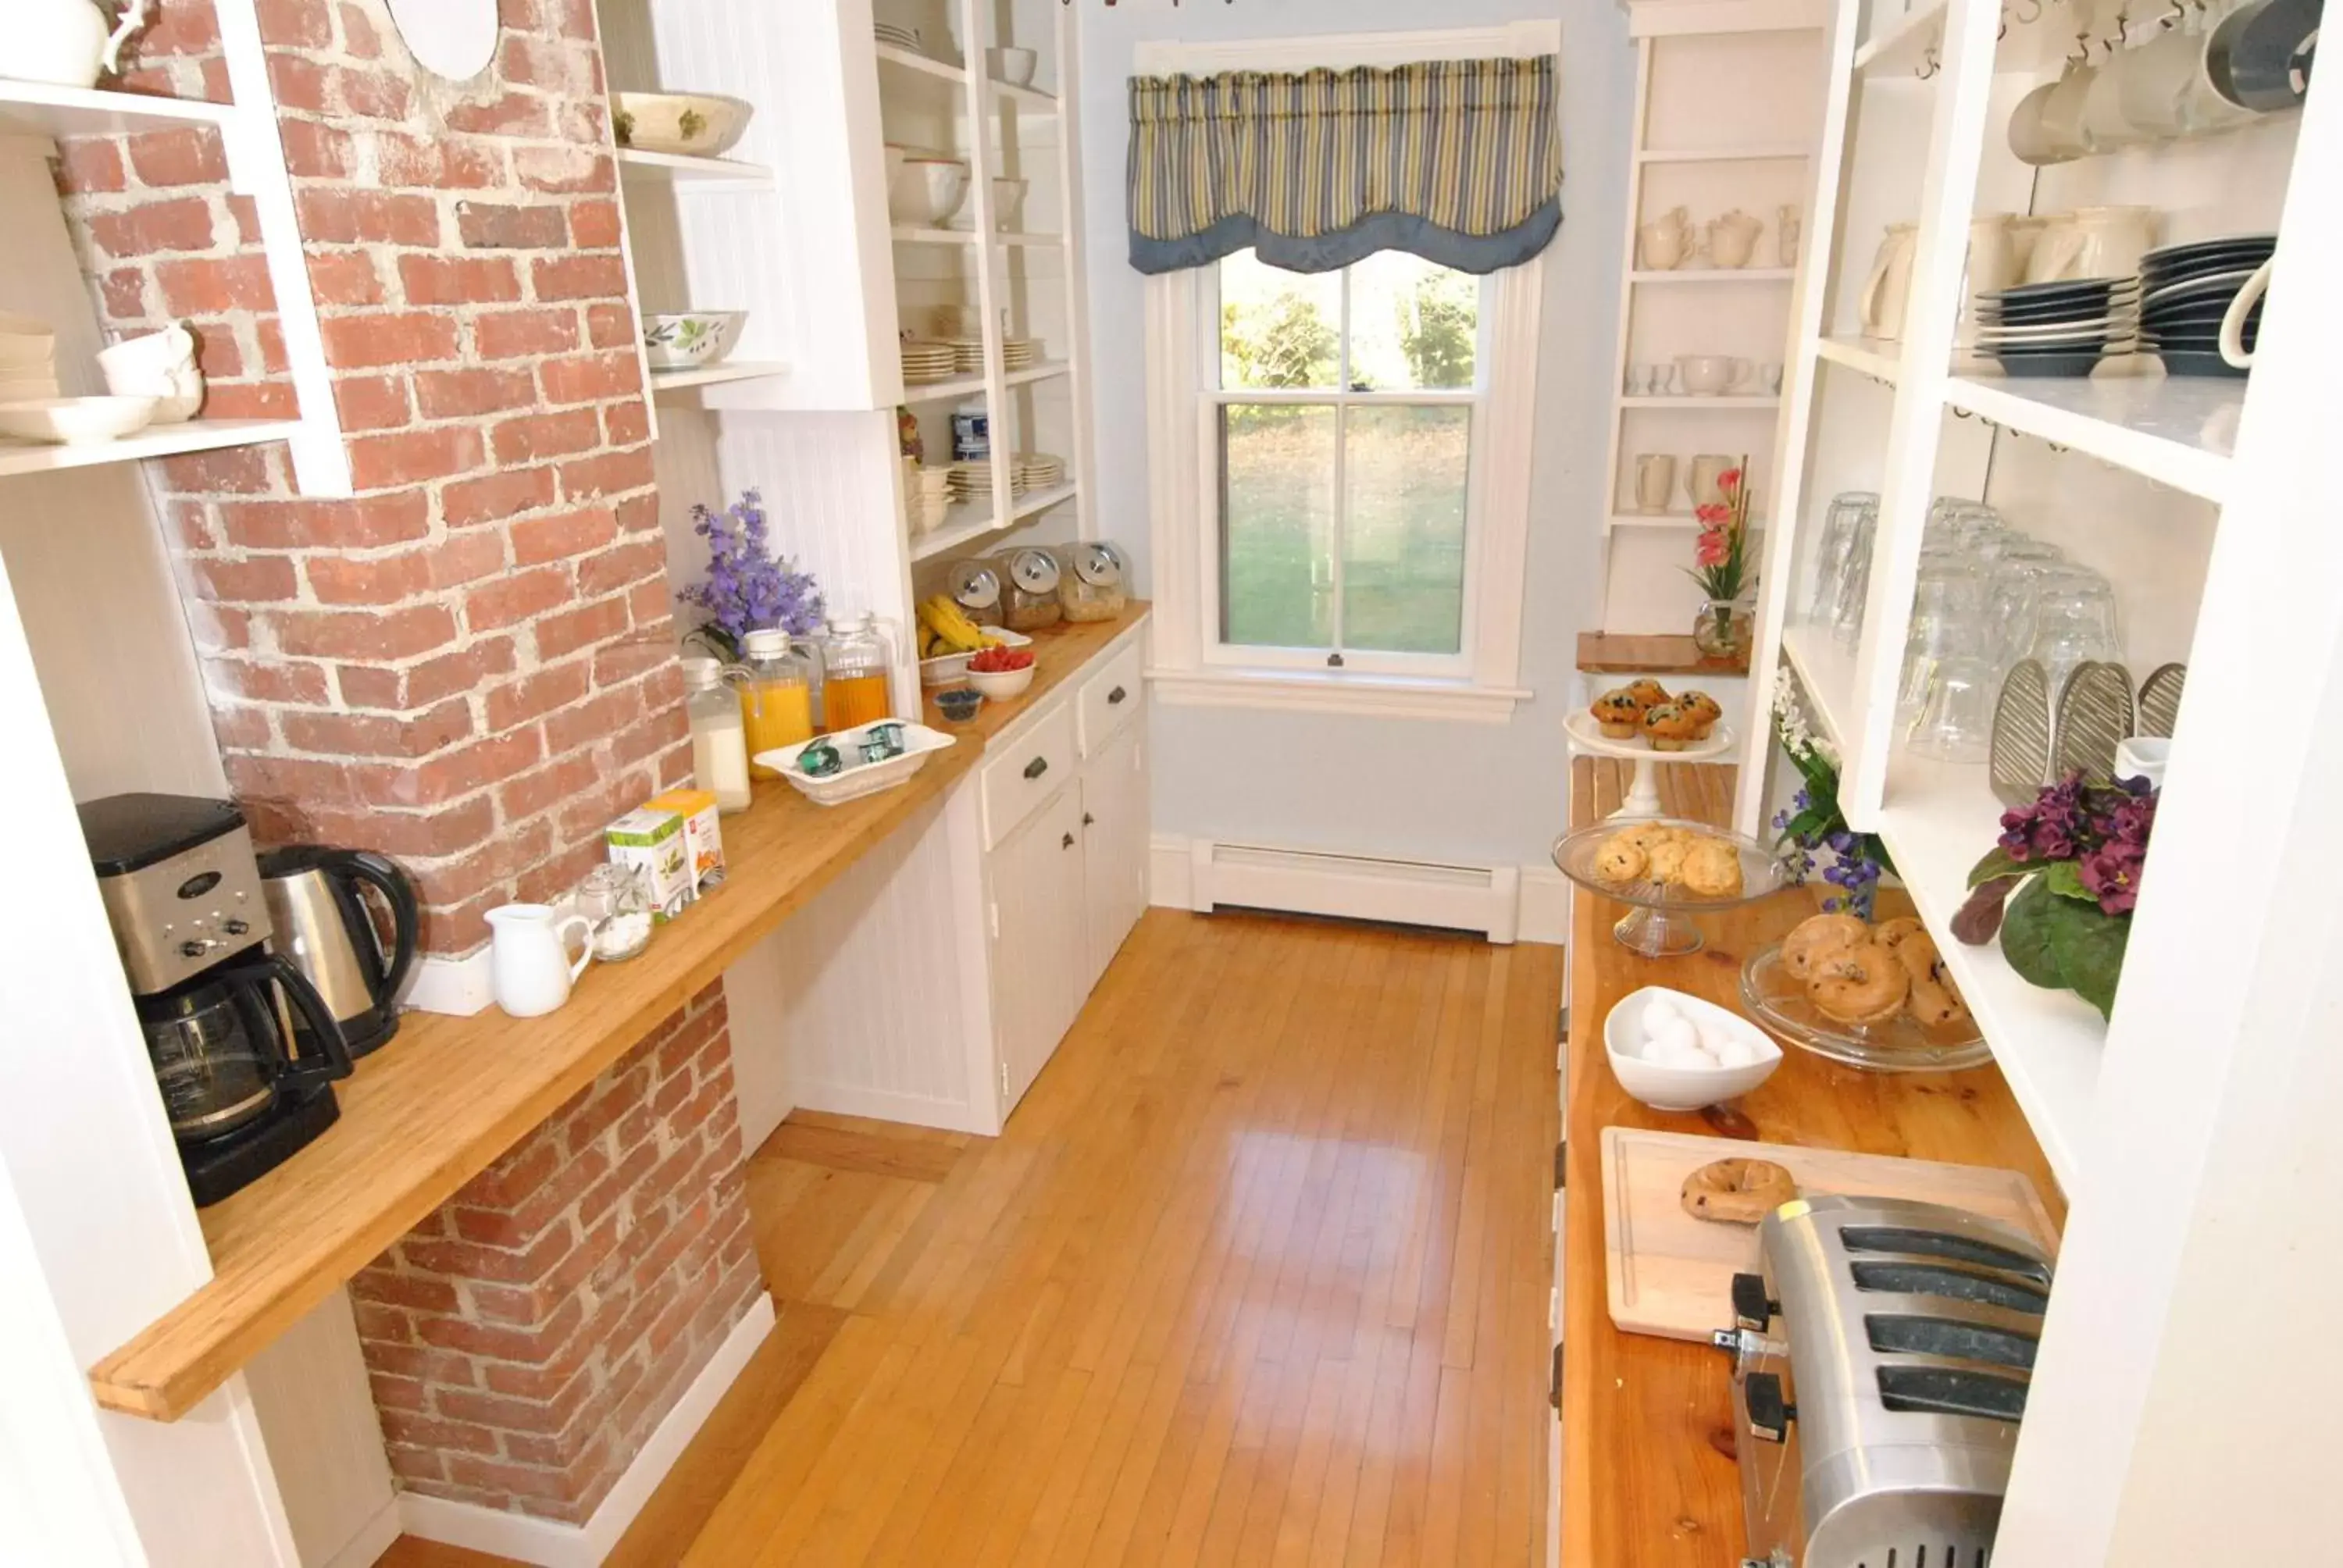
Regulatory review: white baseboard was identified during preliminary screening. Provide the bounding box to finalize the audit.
[396,1292,777,1567]
[786,1079,993,1136]
[1148,833,1193,911]
[398,945,492,1017]
[317,1495,402,1568]
[1516,864,1571,947]
[1160,834,1560,943]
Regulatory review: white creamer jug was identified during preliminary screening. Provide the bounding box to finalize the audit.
[16,0,148,88]
[486,903,594,1017]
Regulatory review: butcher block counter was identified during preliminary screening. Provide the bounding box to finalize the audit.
[88,604,1147,1423]
[1557,757,2062,1566]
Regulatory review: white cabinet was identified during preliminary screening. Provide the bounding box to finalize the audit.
[1079,722,1149,995]
[991,784,1086,1110]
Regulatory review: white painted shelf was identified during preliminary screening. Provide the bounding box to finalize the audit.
[0,418,304,480]
[1007,361,1070,388]
[1938,372,2239,503]
[1876,754,2106,1188]
[1853,0,1949,73]
[1817,335,1902,383]
[1778,621,1855,752]
[1630,268,1798,283]
[1605,511,1770,532]
[997,231,1065,249]
[893,225,980,246]
[1011,480,1077,519]
[1635,144,1811,164]
[905,482,1079,563]
[991,80,1058,110]
[904,373,986,402]
[875,42,968,85]
[647,360,789,395]
[615,148,772,187]
[0,82,234,137]
[1621,395,1781,410]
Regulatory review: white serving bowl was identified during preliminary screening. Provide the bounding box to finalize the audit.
[1603,985,1783,1111]
[0,395,158,445]
[641,311,747,369]
[966,662,1036,700]
[919,626,1030,686]
[889,157,970,226]
[754,720,957,807]
[987,46,1038,86]
[612,91,753,157]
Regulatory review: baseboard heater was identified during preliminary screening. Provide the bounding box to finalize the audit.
[1189,839,1521,943]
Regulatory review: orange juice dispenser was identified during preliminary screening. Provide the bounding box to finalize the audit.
[737,629,815,775]
[817,614,897,732]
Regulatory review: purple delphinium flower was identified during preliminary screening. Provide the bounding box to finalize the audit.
[676,489,824,656]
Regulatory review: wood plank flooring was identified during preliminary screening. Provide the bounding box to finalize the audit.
[380,907,1564,1566]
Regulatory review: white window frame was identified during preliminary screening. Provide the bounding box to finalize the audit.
[1139,22,1560,724]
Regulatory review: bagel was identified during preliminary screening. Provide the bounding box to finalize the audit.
[1680,1157,1798,1224]
[1896,932,1972,1026]
[1874,916,1925,951]
[1808,940,1910,1025]
[1781,913,1869,982]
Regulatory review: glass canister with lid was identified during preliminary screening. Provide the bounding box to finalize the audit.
[946,558,1005,629]
[681,655,752,811]
[818,613,897,730]
[1057,540,1131,623]
[736,629,815,776]
[999,545,1064,632]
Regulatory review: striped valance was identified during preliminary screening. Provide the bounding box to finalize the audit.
[1126,57,1562,276]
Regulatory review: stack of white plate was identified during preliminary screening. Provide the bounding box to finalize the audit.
[947,337,986,373]
[900,340,956,385]
[1012,451,1063,496]
[1002,337,1040,369]
[874,21,922,50]
[0,313,61,403]
[947,461,994,501]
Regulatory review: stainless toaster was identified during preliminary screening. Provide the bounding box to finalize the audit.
[1712,1194,2056,1568]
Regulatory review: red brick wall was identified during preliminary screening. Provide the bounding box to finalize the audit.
[54,0,687,957]
[349,985,764,1522]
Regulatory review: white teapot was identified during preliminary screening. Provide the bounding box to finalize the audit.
[1702,209,1764,270]
[16,0,149,88]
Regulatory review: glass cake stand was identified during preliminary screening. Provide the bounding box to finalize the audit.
[1552,817,1789,958]
[1561,710,1737,819]
[1739,943,1992,1071]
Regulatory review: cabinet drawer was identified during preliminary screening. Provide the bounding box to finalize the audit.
[1076,640,1144,757]
[980,700,1076,851]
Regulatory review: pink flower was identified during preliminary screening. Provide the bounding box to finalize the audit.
[1718,468,1743,494]
[1696,527,1729,568]
[1694,501,1729,527]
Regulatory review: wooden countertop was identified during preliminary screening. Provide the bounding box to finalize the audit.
[1557,757,2059,1567]
[1577,632,1751,678]
[88,604,1149,1422]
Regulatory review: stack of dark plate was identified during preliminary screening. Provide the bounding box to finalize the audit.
[2137,233,2273,379]
[1974,276,2140,378]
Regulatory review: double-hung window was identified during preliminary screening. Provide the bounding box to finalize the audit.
[1205,250,1484,677]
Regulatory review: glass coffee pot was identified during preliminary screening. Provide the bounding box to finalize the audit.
[138,954,350,1146]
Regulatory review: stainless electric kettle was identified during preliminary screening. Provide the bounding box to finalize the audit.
[257,846,419,1058]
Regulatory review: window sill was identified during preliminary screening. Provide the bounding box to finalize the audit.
[1146,667,1530,723]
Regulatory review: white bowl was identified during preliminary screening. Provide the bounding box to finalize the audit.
[754,720,957,807]
[641,312,747,369]
[1603,985,1783,1111]
[987,46,1038,86]
[612,91,753,157]
[919,626,1029,686]
[0,395,158,445]
[966,662,1036,700]
[888,158,970,226]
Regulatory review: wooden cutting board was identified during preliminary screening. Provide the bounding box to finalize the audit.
[1600,1127,2061,1342]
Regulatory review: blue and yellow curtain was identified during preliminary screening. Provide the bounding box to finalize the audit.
[1126,57,1562,276]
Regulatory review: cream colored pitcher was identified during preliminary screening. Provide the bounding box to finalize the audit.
[1637,206,1693,271]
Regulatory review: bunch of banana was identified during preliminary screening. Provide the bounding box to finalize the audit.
[917,594,993,657]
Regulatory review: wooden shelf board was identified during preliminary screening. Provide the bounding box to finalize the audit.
[1576,632,1751,677]
[1635,144,1811,164]
[648,360,789,395]
[1620,394,1781,410]
[1777,620,1855,753]
[1629,268,1797,283]
[1877,753,2105,1188]
[1938,370,2237,503]
[615,148,773,186]
[0,418,302,480]
[1817,334,1903,383]
[0,82,234,137]
[87,607,1154,1423]
[1853,0,1950,73]
[875,41,968,84]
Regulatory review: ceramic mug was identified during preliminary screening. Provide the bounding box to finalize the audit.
[97,323,201,422]
[1759,362,1784,394]
[1676,355,1751,395]
[487,903,594,1017]
[2008,78,2067,164]
[2117,13,2209,138]
[1633,454,1677,513]
[2115,735,2170,790]
[1859,223,1918,341]
[2220,256,2273,368]
[1637,206,1693,271]
[2081,48,2150,151]
[1687,454,1735,511]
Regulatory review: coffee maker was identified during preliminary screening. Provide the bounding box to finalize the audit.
[77,794,355,1206]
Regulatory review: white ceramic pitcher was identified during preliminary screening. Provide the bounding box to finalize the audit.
[1859,223,1919,341]
[1636,206,1693,271]
[18,0,148,87]
[487,903,594,1017]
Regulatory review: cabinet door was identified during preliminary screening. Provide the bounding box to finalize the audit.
[1079,722,1150,992]
[993,786,1086,1114]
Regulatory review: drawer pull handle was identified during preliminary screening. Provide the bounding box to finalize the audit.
[1107,685,1128,704]
[1024,757,1049,780]
[1061,832,1076,850]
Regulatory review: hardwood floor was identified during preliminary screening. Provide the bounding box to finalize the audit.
[380,907,1564,1566]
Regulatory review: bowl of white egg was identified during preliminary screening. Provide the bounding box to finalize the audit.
[1603,985,1782,1111]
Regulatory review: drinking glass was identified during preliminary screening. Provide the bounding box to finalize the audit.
[1897,561,1990,722]
[2024,574,2124,698]
[1806,491,1878,625]
[1905,654,2001,761]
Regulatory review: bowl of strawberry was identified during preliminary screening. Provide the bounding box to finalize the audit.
[965,643,1036,700]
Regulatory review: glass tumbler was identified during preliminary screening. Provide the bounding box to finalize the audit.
[1826,497,1880,643]
[2025,578,2123,699]
[1806,492,1878,625]
[1897,564,1989,722]
[1905,654,2001,761]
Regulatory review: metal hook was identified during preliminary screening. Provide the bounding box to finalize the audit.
[2014,0,2043,21]
[1918,41,1941,76]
